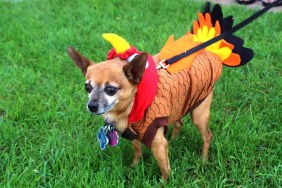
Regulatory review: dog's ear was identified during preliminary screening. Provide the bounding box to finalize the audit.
[123,53,147,85]
[67,47,92,75]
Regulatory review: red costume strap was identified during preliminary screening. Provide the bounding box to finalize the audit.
[107,47,158,124]
[128,54,158,123]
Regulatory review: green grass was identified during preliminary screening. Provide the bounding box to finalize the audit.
[0,0,281,187]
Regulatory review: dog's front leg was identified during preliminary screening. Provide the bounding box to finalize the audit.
[151,127,171,181]
[131,139,142,167]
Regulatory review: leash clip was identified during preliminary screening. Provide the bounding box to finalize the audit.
[156,60,169,70]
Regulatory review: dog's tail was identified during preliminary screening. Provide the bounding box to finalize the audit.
[191,2,254,67]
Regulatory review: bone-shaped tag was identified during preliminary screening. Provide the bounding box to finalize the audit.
[97,127,109,150]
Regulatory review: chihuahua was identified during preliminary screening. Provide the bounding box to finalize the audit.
[67,3,253,181]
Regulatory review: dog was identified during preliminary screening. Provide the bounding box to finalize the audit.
[67,3,253,181]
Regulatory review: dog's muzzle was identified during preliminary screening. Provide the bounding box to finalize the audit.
[87,101,99,113]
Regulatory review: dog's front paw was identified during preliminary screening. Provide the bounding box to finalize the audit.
[131,157,141,167]
[131,140,142,167]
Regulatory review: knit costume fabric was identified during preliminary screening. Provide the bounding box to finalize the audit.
[128,50,222,147]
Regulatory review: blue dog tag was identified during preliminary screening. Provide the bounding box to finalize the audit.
[97,127,109,150]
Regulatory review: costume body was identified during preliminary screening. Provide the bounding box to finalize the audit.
[125,50,222,147]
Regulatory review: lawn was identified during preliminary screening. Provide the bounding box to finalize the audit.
[0,0,281,187]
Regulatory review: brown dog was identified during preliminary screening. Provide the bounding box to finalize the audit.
[67,3,253,181]
[68,48,221,180]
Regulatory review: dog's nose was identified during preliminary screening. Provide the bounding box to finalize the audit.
[88,101,99,113]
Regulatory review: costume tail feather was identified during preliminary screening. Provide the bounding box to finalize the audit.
[192,2,254,66]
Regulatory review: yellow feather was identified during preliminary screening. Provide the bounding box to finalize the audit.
[102,33,130,53]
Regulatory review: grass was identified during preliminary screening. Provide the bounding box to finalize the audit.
[0,0,281,187]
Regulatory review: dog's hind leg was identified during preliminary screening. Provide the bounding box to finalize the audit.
[131,139,142,167]
[171,119,183,139]
[191,91,213,162]
[151,127,171,181]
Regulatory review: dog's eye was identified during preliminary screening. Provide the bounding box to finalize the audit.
[104,86,118,96]
[85,83,92,93]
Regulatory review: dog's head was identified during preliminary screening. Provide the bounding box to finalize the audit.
[67,47,147,116]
